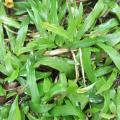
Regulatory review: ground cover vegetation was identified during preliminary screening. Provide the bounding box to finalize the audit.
[1,0,120,119]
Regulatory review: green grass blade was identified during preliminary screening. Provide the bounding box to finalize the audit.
[34,57,74,77]
[5,68,19,83]
[111,2,120,21]
[0,23,6,62]
[97,43,120,71]
[91,18,119,35]
[0,1,6,16]
[30,103,55,113]
[26,60,40,103]
[6,29,16,53]
[96,69,118,94]
[101,91,110,113]
[69,37,105,48]
[82,48,97,83]
[43,78,52,93]
[0,85,6,96]
[51,103,85,119]
[15,17,29,54]
[95,65,114,77]
[116,87,120,119]
[28,0,45,34]
[42,22,70,40]
[49,0,58,24]
[77,0,105,38]
[27,113,40,120]
[8,96,21,120]
[106,33,120,46]
[0,16,20,28]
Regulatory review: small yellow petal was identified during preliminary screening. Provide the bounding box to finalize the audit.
[5,0,14,8]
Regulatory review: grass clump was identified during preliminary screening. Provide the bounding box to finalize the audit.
[0,0,120,119]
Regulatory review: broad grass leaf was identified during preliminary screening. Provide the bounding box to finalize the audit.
[95,65,114,77]
[51,103,85,119]
[15,17,29,54]
[30,103,55,113]
[96,76,106,90]
[101,91,110,113]
[43,78,52,93]
[26,60,40,103]
[97,43,120,71]
[18,38,56,54]
[59,73,67,87]
[91,18,119,35]
[77,83,96,93]
[49,0,58,24]
[69,36,107,49]
[14,1,30,15]
[96,69,117,94]
[110,2,120,21]
[0,64,8,75]
[116,87,120,119]
[28,0,45,34]
[106,33,120,46]
[89,96,104,104]
[68,93,89,110]
[27,113,40,120]
[42,22,70,40]
[82,48,97,83]
[27,38,56,51]
[109,101,116,114]
[0,85,6,96]
[6,30,16,53]
[36,71,51,80]
[5,68,19,83]
[57,1,67,23]
[49,84,66,97]
[43,83,66,102]
[67,2,83,40]
[0,16,20,28]
[34,57,74,77]
[100,113,115,119]
[0,23,6,62]
[4,52,14,74]
[0,105,9,119]
[8,96,21,120]
[0,1,6,16]
[77,0,105,38]
[0,2,20,28]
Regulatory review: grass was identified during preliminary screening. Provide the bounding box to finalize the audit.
[0,0,120,119]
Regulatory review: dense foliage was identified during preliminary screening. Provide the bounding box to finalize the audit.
[0,0,120,119]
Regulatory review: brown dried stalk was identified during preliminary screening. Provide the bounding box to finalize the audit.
[71,50,79,82]
[79,48,86,87]
[44,49,69,56]
[44,48,77,56]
